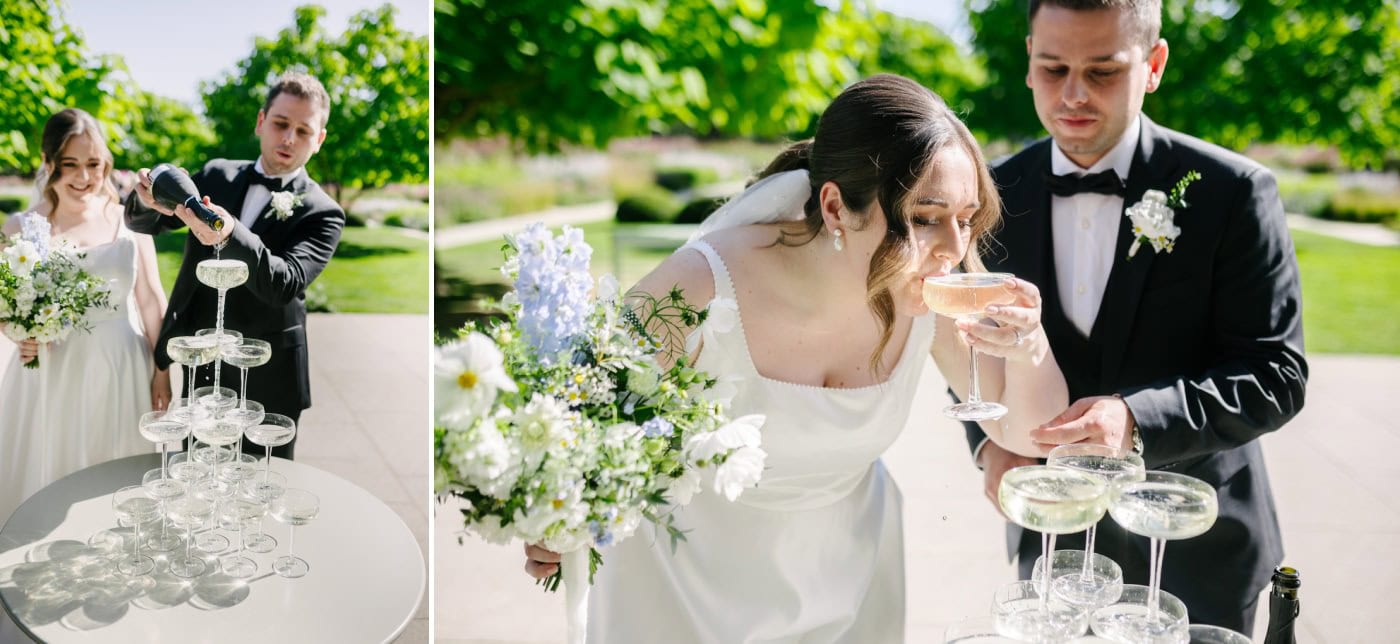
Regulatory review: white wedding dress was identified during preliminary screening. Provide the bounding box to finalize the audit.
[0,214,153,524]
[588,239,936,643]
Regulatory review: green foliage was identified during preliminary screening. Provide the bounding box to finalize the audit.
[438,0,984,149]
[967,0,1400,165]
[383,203,430,230]
[201,5,429,210]
[615,186,680,223]
[0,195,28,215]
[1320,188,1400,225]
[1275,171,1339,217]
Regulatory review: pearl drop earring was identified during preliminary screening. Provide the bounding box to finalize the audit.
[833,229,845,252]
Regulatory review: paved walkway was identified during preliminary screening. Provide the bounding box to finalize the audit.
[435,202,615,249]
[1286,214,1400,246]
[0,313,429,644]
[435,353,1397,643]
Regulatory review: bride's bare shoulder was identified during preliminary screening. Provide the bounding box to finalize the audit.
[628,243,715,309]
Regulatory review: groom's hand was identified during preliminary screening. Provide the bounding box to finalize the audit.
[979,441,1037,519]
[175,197,236,247]
[1029,396,1136,452]
[134,168,175,215]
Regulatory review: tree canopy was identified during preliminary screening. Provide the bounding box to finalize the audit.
[201,4,430,206]
[967,0,1400,166]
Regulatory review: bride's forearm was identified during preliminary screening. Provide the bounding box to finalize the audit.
[998,346,1068,456]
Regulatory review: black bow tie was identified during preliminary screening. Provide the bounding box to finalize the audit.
[1044,169,1125,197]
[248,171,286,193]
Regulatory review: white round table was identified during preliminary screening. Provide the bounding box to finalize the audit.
[0,454,424,643]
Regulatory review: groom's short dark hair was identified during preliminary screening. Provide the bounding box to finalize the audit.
[262,72,331,129]
[1029,0,1162,54]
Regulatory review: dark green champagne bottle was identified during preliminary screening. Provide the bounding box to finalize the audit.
[1262,566,1300,644]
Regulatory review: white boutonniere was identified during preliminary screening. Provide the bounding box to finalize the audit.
[1125,170,1200,259]
[267,190,305,221]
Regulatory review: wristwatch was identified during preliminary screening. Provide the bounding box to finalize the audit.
[1113,393,1143,455]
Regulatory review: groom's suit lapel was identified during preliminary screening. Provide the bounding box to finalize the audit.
[249,171,310,237]
[1092,115,1178,387]
[997,142,1065,343]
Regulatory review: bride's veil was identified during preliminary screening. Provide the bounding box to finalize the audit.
[687,169,812,241]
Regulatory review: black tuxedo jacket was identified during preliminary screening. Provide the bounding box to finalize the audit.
[125,159,345,417]
[965,116,1307,619]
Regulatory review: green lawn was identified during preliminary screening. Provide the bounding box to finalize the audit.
[156,226,428,313]
[435,221,1400,355]
[1292,229,1400,355]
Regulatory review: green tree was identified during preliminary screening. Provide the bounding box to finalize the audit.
[967,0,1400,166]
[862,10,986,114]
[200,4,429,209]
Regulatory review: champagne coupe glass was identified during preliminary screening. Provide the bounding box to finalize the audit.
[194,327,241,409]
[1037,444,1146,608]
[169,450,211,488]
[240,471,286,553]
[112,485,159,576]
[166,496,214,578]
[270,488,319,578]
[167,335,219,405]
[219,496,265,579]
[923,273,1018,421]
[195,257,249,404]
[138,410,190,500]
[222,338,271,419]
[189,477,234,554]
[1094,471,1218,643]
[246,413,296,485]
[142,467,186,553]
[218,400,265,483]
[1187,624,1253,644]
[192,416,243,469]
[995,465,1109,642]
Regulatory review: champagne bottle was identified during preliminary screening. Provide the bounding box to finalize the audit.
[1262,565,1300,644]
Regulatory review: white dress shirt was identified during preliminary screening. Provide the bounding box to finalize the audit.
[1049,115,1141,338]
[238,158,304,228]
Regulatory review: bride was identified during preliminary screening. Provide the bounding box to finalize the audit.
[0,108,171,523]
[524,74,1069,642]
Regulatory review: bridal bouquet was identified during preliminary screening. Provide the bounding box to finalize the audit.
[0,214,113,368]
[435,224,765,643]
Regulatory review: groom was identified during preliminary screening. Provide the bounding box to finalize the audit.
[960,0,1306,632]
[127,71,345,459]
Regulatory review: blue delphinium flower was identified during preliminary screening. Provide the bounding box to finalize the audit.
[19,213,51,261]
[510,224,594,361]
[642,418,674,438]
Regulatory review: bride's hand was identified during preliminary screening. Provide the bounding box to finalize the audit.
[150,368,172,411]
[524,543,561,579]
[16,339,41,364]
[956,277,1047,364]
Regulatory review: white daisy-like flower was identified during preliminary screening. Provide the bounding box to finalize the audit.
[685,297,739,354]
[4,240,40,277]
[435,332,517,428]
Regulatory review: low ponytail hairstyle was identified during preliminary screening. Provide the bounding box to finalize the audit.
[757,74,1001,373]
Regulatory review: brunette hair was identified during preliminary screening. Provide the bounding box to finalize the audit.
[1028,0,1162,53]
[756,74,1001,372]
[262,71,331,128]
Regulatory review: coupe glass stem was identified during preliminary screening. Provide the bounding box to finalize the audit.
[264,445,273,479]
[132,521,143,560]
[1148,537,1165,622]
[963,316,985,405]
[213,288,226,392]
[1039,532,1056,614]
[1080,524,1097,581]
[239,366,248,411]
[185,521,195,562]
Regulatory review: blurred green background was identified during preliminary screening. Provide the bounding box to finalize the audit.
[1,2,428,313]
[434,0,1400,354]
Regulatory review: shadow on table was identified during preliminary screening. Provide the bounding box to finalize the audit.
[0,530,272,632]
[0,454,159,560]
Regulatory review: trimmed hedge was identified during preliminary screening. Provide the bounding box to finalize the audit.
[1320,189,1400,225]
[674,197,725,225]
[0,195,28,215]
[654,166,719,192]
[615,186,681,223]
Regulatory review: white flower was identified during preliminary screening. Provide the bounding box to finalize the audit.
[686,414,766,465]
[4,240,40,276]
[0,296,10,318]
[596,274,620,302]
[626,358,662,397]
[267,191,305,221]
[435,332,517,428]
[513,393,575,470]
[470,514,516,545]
[668,468,702,505]
[442,417,521,500]
[698,373,742,412]
[685,297,739,354]
[714,446,766,501]
[603,422,642,449]
[1124,189,1182,259]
